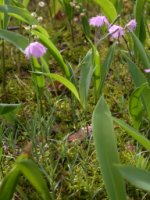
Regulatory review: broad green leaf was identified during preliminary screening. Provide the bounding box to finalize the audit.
[135,0,146,44]
[124,55,150,119]
[0,5,37,25]
[0,29,28,51]
[98,43,116,96]
[117,165,150,192]
[31,30,71,79]
[124,55,146,87]
[92,96,126,200]
[17,159,51,200]
[79,49,94,108]
[0,166,21,200]
[130,31,150,69]
[113,117,150,151]
[0,103,20,115]
[129,84,148,129]
[38,72,80,102]
[94,0,117,22]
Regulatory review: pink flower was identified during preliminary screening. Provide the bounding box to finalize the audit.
[126,19,137,31]
[24,42,47,59]
[109,25,124,39]
[144,69,150,73]
[89,15,109,27]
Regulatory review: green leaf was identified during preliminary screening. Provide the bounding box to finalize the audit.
[31,30,71,79]
[79,49,94,108]
[17,159,51,200]
[92,44,101,98]
[124,55,146,86]
[117,165,150,192]
[81,15,91,38]
[98,43,116,95]
[94,0,117,22]
[32,25,49,38]
[130,31,150,69]
[0,147,2,161]
[22,0,30,8]
[0,5,37,25]
[129,84,147,129]
[38,72,80,102]
[124,55,150,120]
[0,103,20,115]
[92,96,126,200]
[135,0,146,44]
[0,166,21,200]
[0,29,28,51]
[113,117,150,151]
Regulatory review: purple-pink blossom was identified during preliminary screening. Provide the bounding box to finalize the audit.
[89,15,109,27]
[24,42,47,59]
[144,69,150,73]
[108,25,124,39]
[126,19,137,31]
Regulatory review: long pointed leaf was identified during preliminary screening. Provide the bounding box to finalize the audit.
[37,72,80,102]
[92,96,126,200]
[0,29,28,51]
[0,166,20,200]
[98,43,116,95]
[79,49,94,108]
[17,159,51,200]
[0,5,37,25]
[130,31,150,69]
[113,117,150,151]
[117,165,150,192]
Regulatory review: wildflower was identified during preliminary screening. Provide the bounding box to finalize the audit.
[38,1,45,7]
[69,2,75,7]
[89,15,109,27]
[126,19,137,31]
[144,69,150,73]
[24,42,47,59]
[109,25,124,39]
[31,24,37,29]
[31,12,37,18]
[24,26,30,31]
[37,16,43,22]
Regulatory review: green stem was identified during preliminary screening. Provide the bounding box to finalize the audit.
[30,60,43,142]
[1,39,6,93]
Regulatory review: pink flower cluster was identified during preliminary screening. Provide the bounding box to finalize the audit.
[89,16,109,27]
[144,69,150,73]
[89,15,137,39]
[24,42,47,59]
